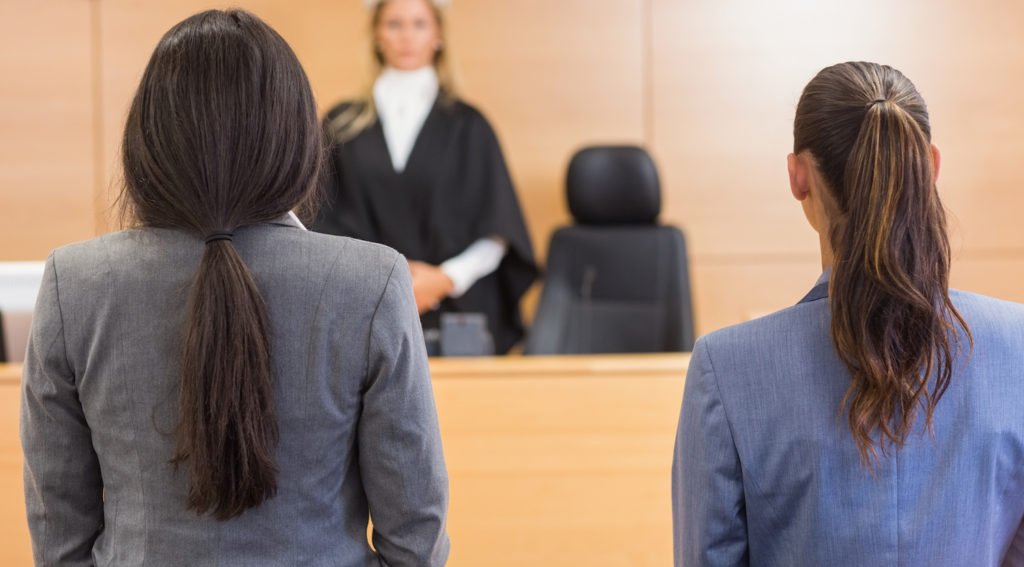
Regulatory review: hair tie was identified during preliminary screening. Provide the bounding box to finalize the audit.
[204,232,234,245]
[870,98,887,106]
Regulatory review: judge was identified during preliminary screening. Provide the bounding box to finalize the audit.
[314,0,538,354]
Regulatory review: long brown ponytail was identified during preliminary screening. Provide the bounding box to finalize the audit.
[794,62,970,465]
[119,10,323,519]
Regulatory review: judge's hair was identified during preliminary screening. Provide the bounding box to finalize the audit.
[118,9,323,519]
[794,61,970,467]
[328,0,458,142]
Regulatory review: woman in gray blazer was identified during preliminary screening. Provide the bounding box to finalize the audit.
[673,61,1024,566]
[20,10,449,566]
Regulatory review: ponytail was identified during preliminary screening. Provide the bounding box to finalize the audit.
[794,62,971,466]
[170,239,279,520]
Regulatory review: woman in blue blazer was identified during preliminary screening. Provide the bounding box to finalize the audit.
[672,61,1024,566]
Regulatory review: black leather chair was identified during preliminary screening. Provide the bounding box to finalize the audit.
[524,146,696,354]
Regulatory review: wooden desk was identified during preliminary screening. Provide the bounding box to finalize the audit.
[433,354,688,566]
[1,354,689,566]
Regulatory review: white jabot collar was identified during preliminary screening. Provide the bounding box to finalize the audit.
[373,66,439,172]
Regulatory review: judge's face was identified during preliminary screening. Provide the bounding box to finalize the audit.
[375,0,442,71]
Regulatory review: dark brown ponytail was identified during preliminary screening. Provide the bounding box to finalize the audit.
[119,10,323,519]
[794,62,970,465]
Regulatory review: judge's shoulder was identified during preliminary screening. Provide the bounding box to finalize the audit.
[437,96,503,142]
[439,93,497,128]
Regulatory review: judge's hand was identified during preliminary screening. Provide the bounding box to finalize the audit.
[409,261,454,315]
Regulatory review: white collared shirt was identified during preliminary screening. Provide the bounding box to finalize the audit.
[440,237,507,298]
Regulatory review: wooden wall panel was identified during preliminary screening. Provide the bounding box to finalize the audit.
[0,2,95,261]
[950,254,1024,302]
[694,260,822,333]
[651,0,1024,333]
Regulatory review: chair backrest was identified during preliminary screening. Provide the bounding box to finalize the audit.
[0,262,46,363]
[525,146,695,354]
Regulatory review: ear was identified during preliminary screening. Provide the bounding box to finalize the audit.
[788,153,810,201]
[930,143,942,183]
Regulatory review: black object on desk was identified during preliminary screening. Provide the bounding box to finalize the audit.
[440,313,494,357]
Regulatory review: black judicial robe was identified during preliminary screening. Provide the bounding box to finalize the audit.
[314,97,539,354]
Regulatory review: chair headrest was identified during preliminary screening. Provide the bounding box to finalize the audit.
[567,146,661,225]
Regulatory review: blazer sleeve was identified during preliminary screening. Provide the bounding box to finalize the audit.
[672,337,749,566]
[20,253,104,566]
[360,255,450,566]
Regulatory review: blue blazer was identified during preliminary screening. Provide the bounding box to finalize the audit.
[673,271,1024,566]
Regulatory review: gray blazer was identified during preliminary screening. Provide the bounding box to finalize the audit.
[20,216,450,566]
[673,270,1024,566]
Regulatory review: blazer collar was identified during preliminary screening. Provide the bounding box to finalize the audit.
[798,268,831,304]
[267,211,307,231]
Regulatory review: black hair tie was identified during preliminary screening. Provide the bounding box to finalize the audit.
[204,232,234,245]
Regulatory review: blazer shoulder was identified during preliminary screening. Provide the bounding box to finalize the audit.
[300,231,405,294]
[300,231,400,265]
[950,289,1024,322]
[52,229,133,255]
[949,289,1024,346]
[49,229,148,278]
